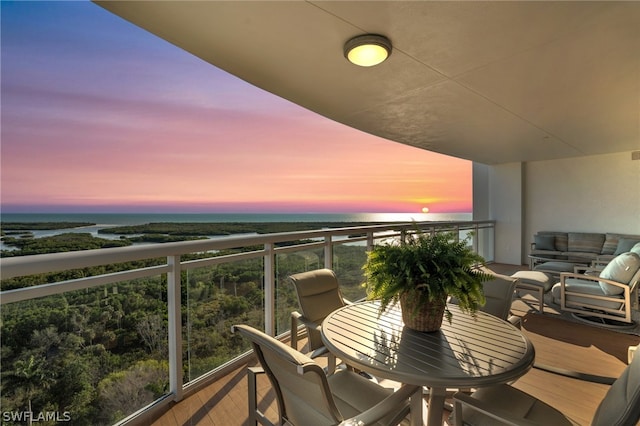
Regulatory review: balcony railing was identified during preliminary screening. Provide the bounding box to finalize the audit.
[0,220,494,425]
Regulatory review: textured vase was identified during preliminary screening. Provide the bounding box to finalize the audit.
[400,293,446,332]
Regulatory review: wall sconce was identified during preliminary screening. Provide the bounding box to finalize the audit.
[344,34,392,67]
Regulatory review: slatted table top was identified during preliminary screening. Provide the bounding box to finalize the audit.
[322,300,535,389]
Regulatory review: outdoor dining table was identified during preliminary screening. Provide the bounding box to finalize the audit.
[321,300,535,426]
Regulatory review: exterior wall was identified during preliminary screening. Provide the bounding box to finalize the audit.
[524,151,640,252]
[474,150,639,266]
[473,162,524,265]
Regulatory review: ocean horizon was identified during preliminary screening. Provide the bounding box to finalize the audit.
[1,212,472,226]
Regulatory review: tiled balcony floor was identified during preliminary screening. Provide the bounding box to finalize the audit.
[151,264,639,426]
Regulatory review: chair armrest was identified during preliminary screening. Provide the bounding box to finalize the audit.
[291,311,322,333]
[573,265,600,275]
[507,315,522,329]
[560,273,627,290]
[452,391,540,426]
[339,384,419,426]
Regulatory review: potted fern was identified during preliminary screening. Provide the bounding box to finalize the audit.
[363,231,493,332]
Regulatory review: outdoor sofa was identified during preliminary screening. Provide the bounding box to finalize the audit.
[531,231,640,264]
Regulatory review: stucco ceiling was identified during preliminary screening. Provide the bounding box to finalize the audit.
[95,1,640,165]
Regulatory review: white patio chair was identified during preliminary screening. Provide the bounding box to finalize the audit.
[233,324,419,426]
[289,269,350,374]
[452,346,640,425]
[551,252,640,324]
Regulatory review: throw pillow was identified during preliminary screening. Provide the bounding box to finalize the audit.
[631,243,640,256]
[614,238,640,255]
[599,252,640,295]
[534,234,555,251]
[601,233,621,255]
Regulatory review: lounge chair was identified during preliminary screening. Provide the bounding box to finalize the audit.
[551,252,640,324]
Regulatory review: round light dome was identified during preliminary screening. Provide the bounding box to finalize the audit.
[344,34,392,67]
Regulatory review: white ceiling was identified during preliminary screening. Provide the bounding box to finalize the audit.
[95,1,640,165]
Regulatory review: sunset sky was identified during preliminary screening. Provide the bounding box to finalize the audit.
[0,1,471,215]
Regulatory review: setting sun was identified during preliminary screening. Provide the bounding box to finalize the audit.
[422,207,430,213]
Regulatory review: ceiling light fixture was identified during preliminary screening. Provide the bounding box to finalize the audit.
[344,34,392,67]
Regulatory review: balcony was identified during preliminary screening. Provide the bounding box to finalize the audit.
[1,220,496,425]
[2,220,637,425]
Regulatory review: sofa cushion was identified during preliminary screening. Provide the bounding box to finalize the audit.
[534,234,556,251]
[554,233,569,252]
[563,252,599,261]
[602,233,622,255]
[599,252,640,295]
[568,232,605,253]
[614,238,640,255]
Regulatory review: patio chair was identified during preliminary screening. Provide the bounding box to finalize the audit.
[289,269,350,374]
[233,324,419,426]
[438,274,522,404]
[452,345,640,426]
[551,252,640,324]
[450,273,521,327]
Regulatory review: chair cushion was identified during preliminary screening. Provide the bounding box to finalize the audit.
[328,370,402,426]
[511,270,552,292]
[551,280,625,311]
[533,261,575,273]
[568,232,605,253]
[614,238,640,255]
[599,252,640,295]
[534,234,556,251]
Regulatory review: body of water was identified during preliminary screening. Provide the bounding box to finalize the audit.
[0,212,472,251]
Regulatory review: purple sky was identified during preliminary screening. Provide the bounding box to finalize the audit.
[0,1,471,214]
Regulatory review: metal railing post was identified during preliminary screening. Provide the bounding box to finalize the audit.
[264,243,275,336]
[324,236,333,269]
[167,255,183,401]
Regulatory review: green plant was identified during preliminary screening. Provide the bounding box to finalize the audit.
[363,231,493,323]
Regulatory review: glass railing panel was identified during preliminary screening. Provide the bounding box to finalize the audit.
[0,276,168,426]
[333,241,367,302]
[182,257,263,383]
[274,246,325,336]
[476,225,495,263]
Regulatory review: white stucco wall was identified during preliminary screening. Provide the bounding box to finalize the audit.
[525,151,640,248]
[473,162,524,265]
[474,150,640,266]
